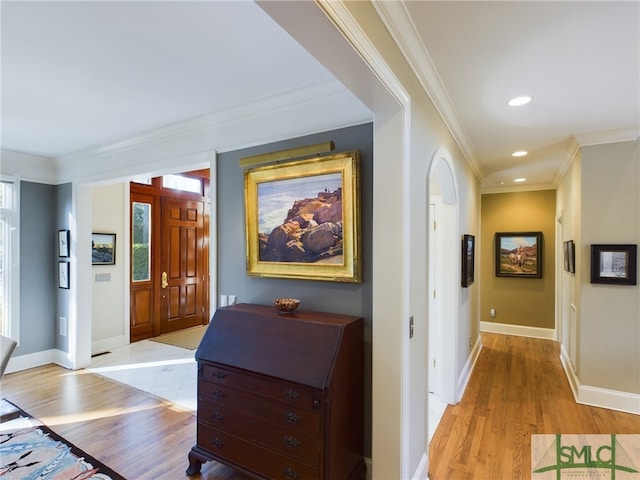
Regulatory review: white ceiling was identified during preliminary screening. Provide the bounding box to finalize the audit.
[2,1,638,192]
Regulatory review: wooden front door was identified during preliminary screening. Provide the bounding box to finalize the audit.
[159,197,207,334]
[130,171,209,342]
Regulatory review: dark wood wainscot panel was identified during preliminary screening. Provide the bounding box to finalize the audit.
[186,303,366,480]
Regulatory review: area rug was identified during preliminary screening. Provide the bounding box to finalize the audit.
[0,398,126,479]
[149,325,207,350]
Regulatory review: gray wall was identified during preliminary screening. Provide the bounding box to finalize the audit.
[217,122,373,454]
[18,181,57,355]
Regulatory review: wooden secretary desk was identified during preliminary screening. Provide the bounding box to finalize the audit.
[186,303,365,480]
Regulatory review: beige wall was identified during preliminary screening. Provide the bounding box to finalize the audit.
[480,190,556,329]
[91,183,126,351]
[579,140,639,394]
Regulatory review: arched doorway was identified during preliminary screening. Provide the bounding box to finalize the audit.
[428,148,459,437]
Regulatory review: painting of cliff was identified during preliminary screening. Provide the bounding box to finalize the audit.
[258,173,343,263]
[244,151,361,282]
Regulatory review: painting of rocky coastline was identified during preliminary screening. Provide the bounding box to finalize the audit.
[244,151,361,282]
[258,173,344,263]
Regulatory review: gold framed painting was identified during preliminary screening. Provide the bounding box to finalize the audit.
[245,151,361,283]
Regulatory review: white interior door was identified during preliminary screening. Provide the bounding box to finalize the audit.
[428,201,443,398]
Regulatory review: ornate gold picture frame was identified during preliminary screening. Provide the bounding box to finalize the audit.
[245,151,361,283]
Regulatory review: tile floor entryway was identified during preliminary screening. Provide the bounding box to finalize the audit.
[88,338,448,442]
[88,339,198,411]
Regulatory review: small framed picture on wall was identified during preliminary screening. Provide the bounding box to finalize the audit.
[58,229,70,257]
[58,261,70,289]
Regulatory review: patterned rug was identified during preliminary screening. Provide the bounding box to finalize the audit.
[0,398,126,479]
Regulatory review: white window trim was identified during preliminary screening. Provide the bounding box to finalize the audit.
[1,175,20,343]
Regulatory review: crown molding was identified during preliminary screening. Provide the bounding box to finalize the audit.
[0,149,57,184]
[372,1,483,182]
[54,79,367,168]
[551,135,581,188]
[574,127,639,147]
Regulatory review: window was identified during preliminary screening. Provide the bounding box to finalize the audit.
[162,174,202,194]
[0,177,20,341]
[132,202,151,282]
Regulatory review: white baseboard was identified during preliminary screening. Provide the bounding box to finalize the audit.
[480,321,556,340]
[5,349,59,374]
[457,335,483,402]
[560,345,640,415]
[412,452,428,480]
[92,335,127,356]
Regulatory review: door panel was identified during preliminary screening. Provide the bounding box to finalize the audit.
[160,197,206,334]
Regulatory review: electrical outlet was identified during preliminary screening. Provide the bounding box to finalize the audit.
[490,308,496,318]
[60,317,67,337]
[228,295,237,305]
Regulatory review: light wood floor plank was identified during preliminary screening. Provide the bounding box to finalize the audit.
[429,333,640,479]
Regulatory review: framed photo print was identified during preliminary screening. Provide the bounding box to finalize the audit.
[461,234,475,288]
[58,229,70,257]
[92,233,116,265]
[563,240,575,274]
[495,231,543,278]
[58,261,70,289]
[244,151,361,283]
[590,244,637,285]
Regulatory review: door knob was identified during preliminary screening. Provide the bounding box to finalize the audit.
[161,271,168,288]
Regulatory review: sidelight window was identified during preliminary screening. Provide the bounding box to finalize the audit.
[132,202,151,282]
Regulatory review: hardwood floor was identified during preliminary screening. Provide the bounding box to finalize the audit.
[1,364,249,480]
[2,333,638,479]
[429,333,640,480]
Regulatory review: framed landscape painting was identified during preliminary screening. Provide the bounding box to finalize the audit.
[244,151,361,283]
[92,233,116,265]
[495,232,543,278]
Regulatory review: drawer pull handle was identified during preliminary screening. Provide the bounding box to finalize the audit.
[283,389,300,400]
[284,436,301,448]
[213,370,227,379]
[210,437,225,448]
[212,412,224,421]
[285,412,300,424]
[212,389,225,398]
[283,467,299,479]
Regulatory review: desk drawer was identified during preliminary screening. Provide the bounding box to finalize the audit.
[198,398,320,465]
[198,383,321,435]
[197,423,320,480]
[200,363,321,411]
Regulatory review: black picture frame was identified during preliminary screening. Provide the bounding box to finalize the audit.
[461,234,475,288]
[590,244,637,285]
[92,233,116,265]
[563,240,575,274]
[58,261,70,289]
[495,231,543,278]
[58,229,70,257]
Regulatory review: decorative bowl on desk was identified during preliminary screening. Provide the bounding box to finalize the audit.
[273,298,301,314]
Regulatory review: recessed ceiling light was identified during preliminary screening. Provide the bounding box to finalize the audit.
[507,96,532,107]
[514,178,527,183]
[512,151,527,157]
